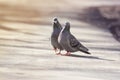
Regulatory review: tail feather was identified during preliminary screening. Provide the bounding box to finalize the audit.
[80,50,91,54]
[78,45,89,52]
[78,46,91,54]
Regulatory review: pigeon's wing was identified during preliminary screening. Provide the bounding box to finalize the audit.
[69,35,89,51]
[69,35,80,47]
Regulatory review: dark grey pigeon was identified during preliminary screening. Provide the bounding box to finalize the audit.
[51,18,63,55]
[58,22,91,56]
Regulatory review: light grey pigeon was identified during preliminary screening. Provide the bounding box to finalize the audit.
[51,18,63,55]
[58,22,91,56]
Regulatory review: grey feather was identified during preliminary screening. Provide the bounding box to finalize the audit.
[51,18,63,51]
[58,22,91,54]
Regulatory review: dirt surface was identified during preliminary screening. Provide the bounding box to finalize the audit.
[0,0,120,80]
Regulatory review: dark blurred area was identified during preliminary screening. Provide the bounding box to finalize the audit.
[78,6,120,42]
[80,6,120,42]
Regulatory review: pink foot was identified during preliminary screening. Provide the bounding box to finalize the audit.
[61,52,71,56]
[56,53,61,55]
[54,48,58,53]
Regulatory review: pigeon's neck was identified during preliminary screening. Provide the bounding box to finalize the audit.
[53,23,62,30]
[63,27,70,33]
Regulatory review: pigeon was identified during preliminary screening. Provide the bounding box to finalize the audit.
[58,22,91,56]
[51,18,63,55]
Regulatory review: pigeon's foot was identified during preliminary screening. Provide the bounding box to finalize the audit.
[56,53,61,55]
[56,50,62,55]
[62,52,71,56]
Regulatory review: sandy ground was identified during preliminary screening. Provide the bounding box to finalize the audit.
[0,0,120,80]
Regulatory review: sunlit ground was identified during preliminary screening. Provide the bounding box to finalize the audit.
[0,0,120,80]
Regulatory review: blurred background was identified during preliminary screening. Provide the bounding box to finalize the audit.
[0,0,120,41]
[0,0,120,80]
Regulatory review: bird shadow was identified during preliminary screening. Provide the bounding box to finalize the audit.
[67,54,114,61]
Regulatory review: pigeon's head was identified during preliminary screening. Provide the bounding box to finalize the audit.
[64,22,70,32]
[53,17,58,24]
[53,17,62,29]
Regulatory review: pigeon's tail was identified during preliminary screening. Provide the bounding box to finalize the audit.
[80,50,91,54]
[78,45,91,54]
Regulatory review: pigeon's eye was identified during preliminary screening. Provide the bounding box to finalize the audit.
[54,18,57,21]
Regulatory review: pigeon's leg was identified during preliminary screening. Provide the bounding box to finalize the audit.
[54,47,58,53]
[66,52,71,56]
[56,50,62,55]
